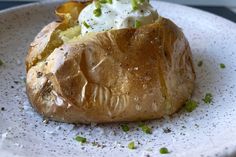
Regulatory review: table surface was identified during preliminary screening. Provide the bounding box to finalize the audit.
[0,1,236,23]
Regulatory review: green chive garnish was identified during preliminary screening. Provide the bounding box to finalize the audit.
[0,59,3,66]
[93,8,102,17]
[99,0,107,3]
[220,63,225,69]
[121,124,130,132]
[128,141,136,149]
[135,20,141,28]
[92,141,99,146]
[131,0,138,10]
[93,1,102,17]
[107,0,112,4]
[159,147,169,154]
[95,1,101,8]
[75,136,86,143]
[83,21,90,28]
[139,0,145,3]
[203,93,213,104]
[139,124,152,134]
[184,100,198,112]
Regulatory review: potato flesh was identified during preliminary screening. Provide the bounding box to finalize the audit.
[59,25,81,43]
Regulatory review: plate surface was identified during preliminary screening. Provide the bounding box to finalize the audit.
[1,1,236,157]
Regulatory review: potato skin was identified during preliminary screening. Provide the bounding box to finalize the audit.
[26,17,195,123]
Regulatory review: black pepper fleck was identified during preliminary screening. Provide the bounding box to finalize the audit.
[64,52,68,57]
[198,60,203,67]
[163,127,171,133]
[37,72,43,78]
[1,107,5,111]
[14,81,19,84]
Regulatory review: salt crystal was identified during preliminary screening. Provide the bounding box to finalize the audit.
[23,101,31,111]
[16,59,22,65]
[134,96,139,101]
[94,127,105,135]
[60,124,75,132]
[46,130,57,136]
[0,132,8,147]
[1,132,8,140]
[13,143,23,148]
[67,103,72,109]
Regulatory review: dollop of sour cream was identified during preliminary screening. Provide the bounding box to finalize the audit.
[78,0,159,35]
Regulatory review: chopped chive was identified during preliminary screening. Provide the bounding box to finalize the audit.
[139,0,145,3]
[128,141,136,149]
[83,21,90,28]
[92,141,99,146]
[184,100,198,112]
[0,59,3,66]
[75,136,86,143]
[131,0,138,10]
[139,124,152,134]
[220,63,225,69]
[94,1,102,17]
[135,20,141,28]
[203,93,213,104]
[121,124,130,132]
[93,8,102,17]
[95,1,101,9]
[107,0,112,4]
[99,0,107,3]
[198,60,203,67]
[159,147,169,154]
[92,141,97,146]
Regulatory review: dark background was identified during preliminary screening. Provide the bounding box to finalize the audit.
[0,1,236,23]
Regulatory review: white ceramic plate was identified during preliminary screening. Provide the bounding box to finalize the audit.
[1,1,236,157]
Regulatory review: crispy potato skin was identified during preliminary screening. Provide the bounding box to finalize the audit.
[26,17,195,123]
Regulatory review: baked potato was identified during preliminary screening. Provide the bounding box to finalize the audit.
[25,1,195,123]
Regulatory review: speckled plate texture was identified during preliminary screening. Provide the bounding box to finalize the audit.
[1,1,236,157]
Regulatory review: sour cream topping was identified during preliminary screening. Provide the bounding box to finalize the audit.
[78,0,159,35]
